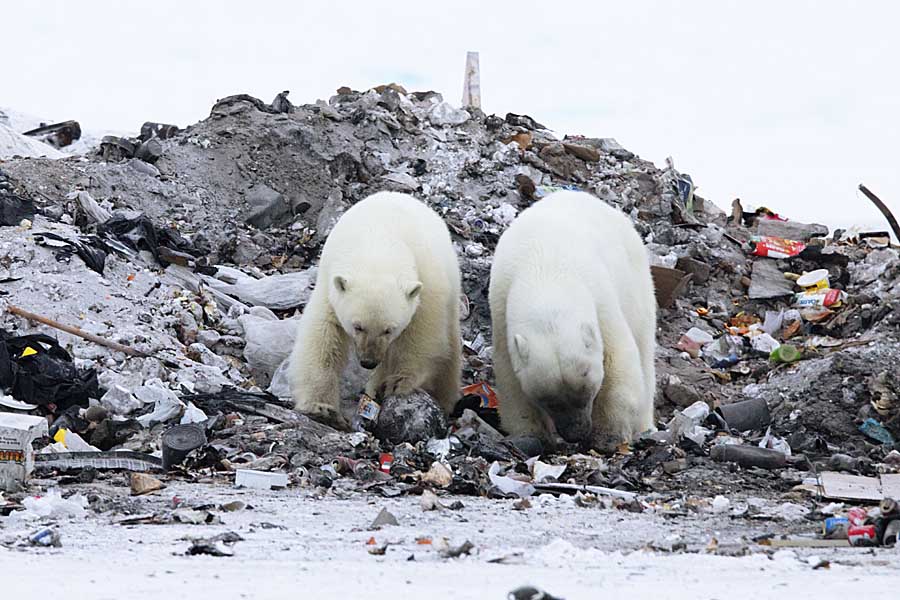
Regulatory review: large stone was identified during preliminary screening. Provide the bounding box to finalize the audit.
[562,143,600,162]
[244,184,291,229]
[748,260,794,299]
[757,219,828,241]
[374,392,448,445]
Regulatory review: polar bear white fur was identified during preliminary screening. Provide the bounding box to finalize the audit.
[489,190,656,448]
[289,191,461,426]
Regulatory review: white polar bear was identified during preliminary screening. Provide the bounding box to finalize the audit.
[289,191,461,427]
[489,190,656,449]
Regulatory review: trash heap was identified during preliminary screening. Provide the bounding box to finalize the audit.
[0,85,899,551]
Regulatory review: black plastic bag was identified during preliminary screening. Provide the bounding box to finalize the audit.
[34,231,108,274]
[0,332,99,412]
[99,214,197,265]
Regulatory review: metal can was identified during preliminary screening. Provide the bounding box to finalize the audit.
[823,516,850,539]
[847,506,868,526]
[848,524,877,547]
[379,453,393,474]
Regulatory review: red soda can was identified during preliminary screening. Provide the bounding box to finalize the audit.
[848,524,877,546]
[847,507,868,526]
[379,453,393,474]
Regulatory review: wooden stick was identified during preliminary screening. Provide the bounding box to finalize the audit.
[859,184,900,244]
[7,304,147,357]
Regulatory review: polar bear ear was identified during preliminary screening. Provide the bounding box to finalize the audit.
[514,334,529,364]
[406,281,423,301]
[333,275,349,293]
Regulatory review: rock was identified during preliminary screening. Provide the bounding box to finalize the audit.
[421,461,453,488]
[748,260,795,299]
[664,375,703,408]
[100,384,142,416]
[244,184,291,229]
[562,143,600,162]
[429,102,469,126]
[757,219,828,241]
[598,138,634,160]
[84,405,108,423]
[270,90,294,113]
[370,507,399,528]
[134,138,163,164]
[381,172,419,192]
[197,329,222,349]
[374,392,448,445]
[130,473,165,496]
[676,256,711,284]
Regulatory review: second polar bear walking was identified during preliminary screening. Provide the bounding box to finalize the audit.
[489,190,656,449]
[289,192,461,427]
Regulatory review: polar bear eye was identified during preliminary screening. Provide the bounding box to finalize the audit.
[382,327,393,336]
[353,324,365,333]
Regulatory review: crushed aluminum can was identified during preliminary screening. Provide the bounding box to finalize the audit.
[848,524,877,547]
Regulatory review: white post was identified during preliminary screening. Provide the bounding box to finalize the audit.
[462,51,481,110]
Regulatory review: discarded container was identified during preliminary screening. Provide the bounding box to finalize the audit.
[715,397,771,432]
[351,393,381,433]
[378,453,393,474]
[848,506,868,526]
[0,413,49,492]
[796,269,830,289]
[848,524,877,547]
[769,344,801,363]
[234,468,288,490]
[793,288,846,309]
[748,236,806,259]
[709,444,787,470]
[882,519,900,547]
[823,516,849,539]
[161,423,207,470]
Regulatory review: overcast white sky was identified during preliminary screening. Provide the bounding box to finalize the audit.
[3,1,899,235]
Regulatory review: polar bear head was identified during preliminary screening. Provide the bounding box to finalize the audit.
[510,320,604,443]
[329,274,422,369]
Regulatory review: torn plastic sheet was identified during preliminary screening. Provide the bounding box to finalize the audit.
[488,461,535,498]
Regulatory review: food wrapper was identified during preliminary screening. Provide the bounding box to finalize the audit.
[748,236,805,259]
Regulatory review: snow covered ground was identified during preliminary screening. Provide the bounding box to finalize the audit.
[2,481,897,599]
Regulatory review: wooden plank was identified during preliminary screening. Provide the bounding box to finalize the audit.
[880,474,900,500]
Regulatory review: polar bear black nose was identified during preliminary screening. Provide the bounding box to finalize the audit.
[360,358,379,369]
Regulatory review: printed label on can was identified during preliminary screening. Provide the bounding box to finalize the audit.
[356,394,380,421]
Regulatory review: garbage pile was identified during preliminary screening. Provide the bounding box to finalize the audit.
[0,85,899,552]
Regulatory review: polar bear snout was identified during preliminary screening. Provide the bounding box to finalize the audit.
[360,357,379,369]
[535,393,593,443]
[548,407,593,443]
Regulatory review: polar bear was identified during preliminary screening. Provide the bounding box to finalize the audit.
[288,191,461,427]
[489,190,656,449]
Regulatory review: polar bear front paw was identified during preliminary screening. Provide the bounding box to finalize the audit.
[297,401,349,431]
[377,373,418,398]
